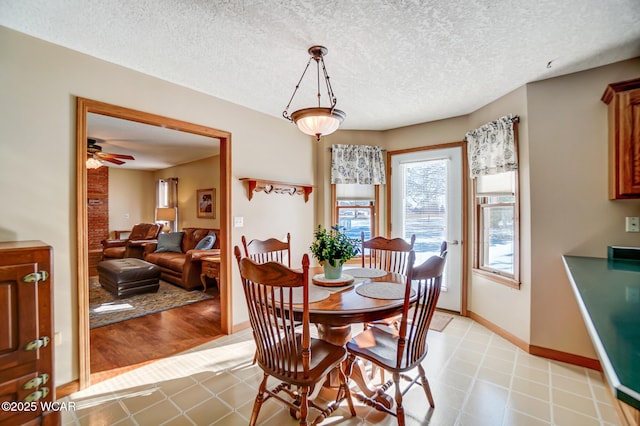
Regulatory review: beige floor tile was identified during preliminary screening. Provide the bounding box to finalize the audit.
[184,397,232,425]
[217,382,259,407]
[550,361,588,381]
[552,404,601,426]
[502,408,551,426]
[482,353,515,372]
[118,387,166,414]
[161,414,196,426]
[508,391,551,421]
[76,401,129,426]
[462,381,508,424]
[170,384,215,411]
[211,411,252,425]
[476,366,512,388]
[511,377,550,402]
[131,399,181,425]
[598,401,621,424]
[516,353,550,372]
[157,376,199,397]
[200,371,242,394]
[514,364,550,385]
[551,373,592,398]
[552,387,598,417]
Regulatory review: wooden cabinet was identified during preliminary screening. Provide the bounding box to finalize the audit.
[602,77,640,199]
[0,241,58,426]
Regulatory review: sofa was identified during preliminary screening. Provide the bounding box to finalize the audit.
[144,227,220,290]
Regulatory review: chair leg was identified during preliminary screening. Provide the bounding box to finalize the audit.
[249,373,269,426]
[393,372,405,426]
[418,364,435,408]
[299,386,309,426]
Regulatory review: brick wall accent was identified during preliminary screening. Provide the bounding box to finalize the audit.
[88,166,108,275]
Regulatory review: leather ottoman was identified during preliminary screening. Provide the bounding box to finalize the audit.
[97,258,161,298]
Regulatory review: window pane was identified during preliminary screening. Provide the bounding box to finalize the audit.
[337,202,372,242]
[403,159,448,262]
[481,205,514,274]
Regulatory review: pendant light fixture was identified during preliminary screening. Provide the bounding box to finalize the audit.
[283,45,346,141]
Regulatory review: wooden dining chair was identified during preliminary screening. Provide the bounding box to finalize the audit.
[242,232,291,266]
[361,232,416,275]
[346,251,446,425]
[234,246,355,425]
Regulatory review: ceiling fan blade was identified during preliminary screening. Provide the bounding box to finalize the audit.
[97,153,135,160]
[101,157,126,165]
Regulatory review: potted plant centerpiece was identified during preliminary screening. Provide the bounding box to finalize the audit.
[310,225,360,279]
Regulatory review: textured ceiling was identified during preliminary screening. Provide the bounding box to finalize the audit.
[1,0,639,132]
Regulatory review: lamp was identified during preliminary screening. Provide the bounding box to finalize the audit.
[86,157,104,169]
[156,207,177,232]
[283,45,346,141]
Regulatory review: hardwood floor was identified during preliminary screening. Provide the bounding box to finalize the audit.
[89,288,223,384]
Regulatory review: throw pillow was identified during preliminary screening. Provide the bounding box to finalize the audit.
[194,233,216,250]
[155,232,184,253]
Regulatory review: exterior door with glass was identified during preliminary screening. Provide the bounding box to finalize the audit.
[390,146,463,312]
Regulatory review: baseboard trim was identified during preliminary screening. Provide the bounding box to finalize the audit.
[468,310,602,371]
[56,380,80,399]
[231,320,251,333]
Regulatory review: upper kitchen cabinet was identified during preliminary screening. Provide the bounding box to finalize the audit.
[602,77,640,199]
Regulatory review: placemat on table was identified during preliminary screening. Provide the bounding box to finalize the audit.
[356,282,415,300]
[344,267,387,278]
[272,286,330,304]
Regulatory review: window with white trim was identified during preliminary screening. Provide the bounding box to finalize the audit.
[474,170,520,286]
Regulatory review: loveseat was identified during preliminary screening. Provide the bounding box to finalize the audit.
[144,227,220,290]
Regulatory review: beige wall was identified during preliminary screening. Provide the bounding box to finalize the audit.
[0,26,312,385]
[154,155,221,230]
[108,168,156,233]
[527,59,640,357]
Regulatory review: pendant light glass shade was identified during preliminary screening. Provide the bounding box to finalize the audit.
[283,46,346,141]
[291,107,346,139]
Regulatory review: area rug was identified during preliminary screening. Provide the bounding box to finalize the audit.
[89,277,214,329]
[429,312,454,332]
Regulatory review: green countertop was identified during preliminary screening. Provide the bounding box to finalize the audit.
[562,255,640,410]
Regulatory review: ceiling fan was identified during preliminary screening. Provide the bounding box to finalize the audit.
[87,138,135,166]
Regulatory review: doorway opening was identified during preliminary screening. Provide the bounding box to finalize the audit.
[76,97,232,389]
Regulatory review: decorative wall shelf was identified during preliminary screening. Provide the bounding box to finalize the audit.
[239,178,313,203]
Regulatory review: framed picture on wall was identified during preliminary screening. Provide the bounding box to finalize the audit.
[196,188,215,219]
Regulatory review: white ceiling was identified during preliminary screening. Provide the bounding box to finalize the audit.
[2,0,639,165]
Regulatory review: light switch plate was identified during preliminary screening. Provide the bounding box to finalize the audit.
[234,216,244,228]
[625,217,640,232]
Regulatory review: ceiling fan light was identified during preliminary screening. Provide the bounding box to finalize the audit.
[86,157,104,169]
[291,107,346,140]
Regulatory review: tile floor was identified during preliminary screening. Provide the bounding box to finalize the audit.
[60,315,620,425]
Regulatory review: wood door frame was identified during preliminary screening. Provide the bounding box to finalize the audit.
[386,141,469,316]
[76,97,232,388]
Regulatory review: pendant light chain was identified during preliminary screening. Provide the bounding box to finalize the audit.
[283,57,313,121]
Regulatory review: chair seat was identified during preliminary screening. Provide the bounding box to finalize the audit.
[260,335,348,386]
[347,325,427,372]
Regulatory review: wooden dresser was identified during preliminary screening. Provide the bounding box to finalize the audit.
[0,241,58,425]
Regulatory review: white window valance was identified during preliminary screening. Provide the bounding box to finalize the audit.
[331,144,386,185]
[466,114,519,178]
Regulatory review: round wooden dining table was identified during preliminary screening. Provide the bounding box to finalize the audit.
[297,266,409,406]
